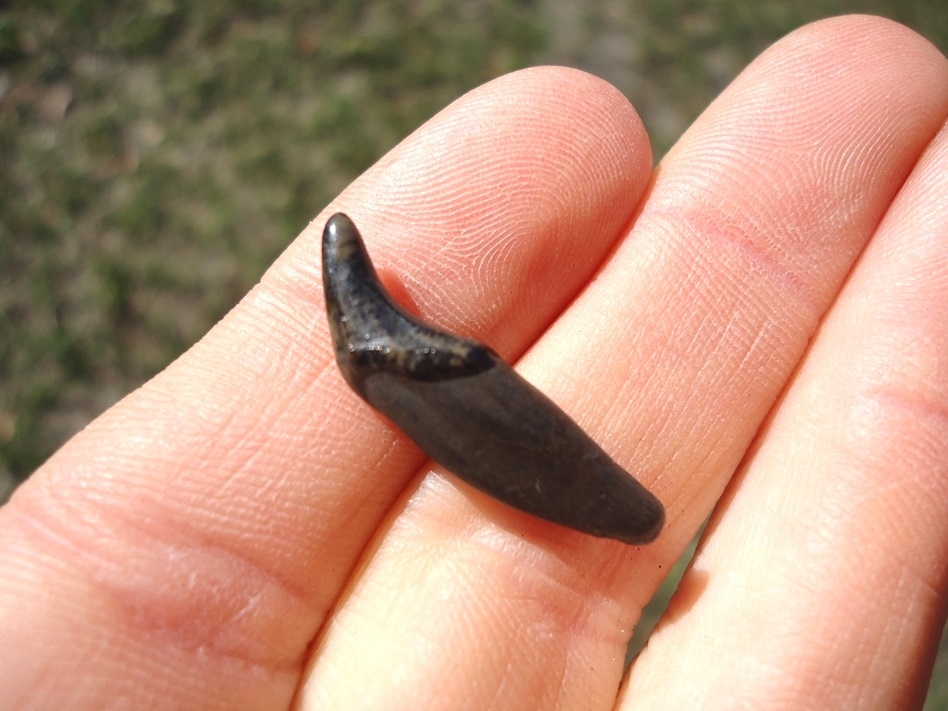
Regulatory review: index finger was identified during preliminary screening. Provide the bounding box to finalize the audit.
[0,68,653,708]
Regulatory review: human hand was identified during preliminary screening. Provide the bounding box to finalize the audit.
[2,15,947,710]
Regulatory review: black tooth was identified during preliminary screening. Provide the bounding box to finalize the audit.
[322,213,664,545]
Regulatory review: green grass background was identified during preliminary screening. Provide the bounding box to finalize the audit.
[1,1,946,706]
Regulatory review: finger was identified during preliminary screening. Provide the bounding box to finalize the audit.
[0,67,653,709]
[623,60,948,711]
[296,17,948,711]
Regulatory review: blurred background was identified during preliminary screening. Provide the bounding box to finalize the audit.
[1,1,945,705]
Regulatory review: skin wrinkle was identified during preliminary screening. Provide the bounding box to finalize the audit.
[666,86,919,280]
[507,550,632,646]
[426,481,650,617]
[495,577,618,709]
[10,486,315,672]
[596,209,798,497]
[156,300,421,612]
[676,206,822,322]
[108,394,324,590]
[311,474,644,709]
[833,570,926,707]
[838,384,948,527]
[620,71,928,472]
[616,209,818,406]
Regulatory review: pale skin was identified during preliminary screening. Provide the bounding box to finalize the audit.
[1,15,947,711]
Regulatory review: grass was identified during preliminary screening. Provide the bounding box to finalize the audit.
[0,0,543,483]
[1,0,945,706]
